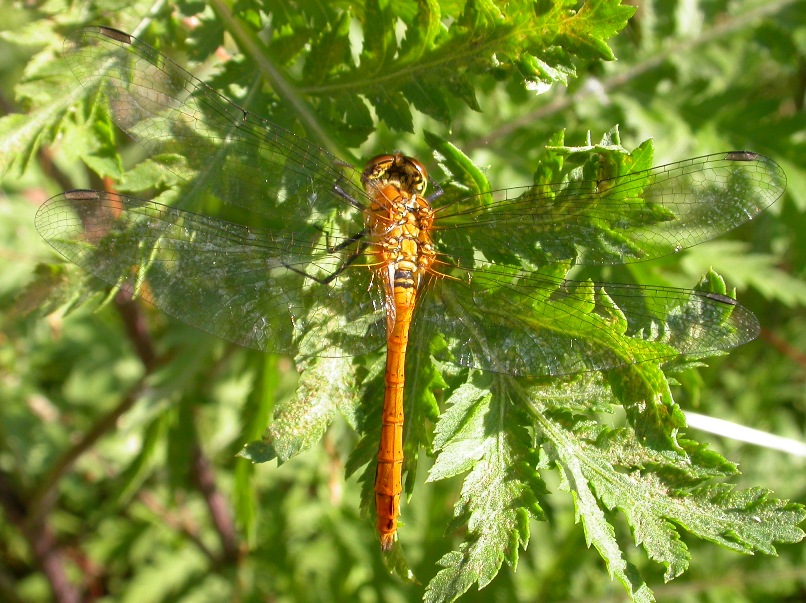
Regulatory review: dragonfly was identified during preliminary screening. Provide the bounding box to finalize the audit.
[36,26,786,550]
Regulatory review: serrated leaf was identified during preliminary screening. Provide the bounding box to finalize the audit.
[559,0,637,60]
[302,11,352,84]
[538,413,659,601]
[369,90,415,133]
[539,409,805,584]
[269,354,357,462]
[0,86,80,177]
[425,377,544,601]
[295,0,635,127]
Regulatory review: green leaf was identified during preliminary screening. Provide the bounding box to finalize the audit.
[538,413,663,602]
[302,11,352,84]
[269,354,359,462]
[425,377,544,601]
[9,263,79,318]
[291,0,636,129]
[540,412,805,584]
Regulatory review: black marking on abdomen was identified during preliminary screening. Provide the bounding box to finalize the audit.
[394,269,415,288]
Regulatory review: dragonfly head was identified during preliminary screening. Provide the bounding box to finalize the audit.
[362,153,428,196]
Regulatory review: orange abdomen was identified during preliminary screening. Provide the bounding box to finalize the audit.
[375,271,417,550]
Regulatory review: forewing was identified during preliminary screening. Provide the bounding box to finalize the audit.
[436,152,786,267]
[413,266,758,377]
[64,26,368,225]
[36,190,386,357]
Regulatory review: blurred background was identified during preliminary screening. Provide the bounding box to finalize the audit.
[0,1,804,601]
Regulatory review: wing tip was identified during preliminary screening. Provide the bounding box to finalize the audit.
[702,291,762,345]
[723,150,787,200]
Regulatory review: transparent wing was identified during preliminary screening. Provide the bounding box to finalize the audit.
[434,152,786,267]
[36,190,387,357]
[412,266,758,377]
[54,26,776,378]
[64,26,369,225]
[64,27,786,272]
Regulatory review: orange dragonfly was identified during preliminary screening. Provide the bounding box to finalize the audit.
[36,27,786,550]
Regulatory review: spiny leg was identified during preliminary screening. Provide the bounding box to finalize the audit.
[324,228,367,254]
[333,183,366,210]
[282,239,372,285]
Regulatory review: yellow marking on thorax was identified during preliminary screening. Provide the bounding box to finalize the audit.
[366,183,436,286]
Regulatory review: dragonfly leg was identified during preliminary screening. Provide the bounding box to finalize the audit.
[333,184,366,210]
[426,179,444,203]
[324,228,367,254]
[282,239,371,285]
[320,242,370,284]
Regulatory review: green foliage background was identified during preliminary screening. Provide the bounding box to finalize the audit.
[1,1,805,602]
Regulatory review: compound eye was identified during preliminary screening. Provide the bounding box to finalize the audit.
[407,156,429,182]
[365,154,395,172]
[361,154,395,187]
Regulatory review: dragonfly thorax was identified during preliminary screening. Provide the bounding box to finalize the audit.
[367,183,436,278]
[361,153,436,281]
